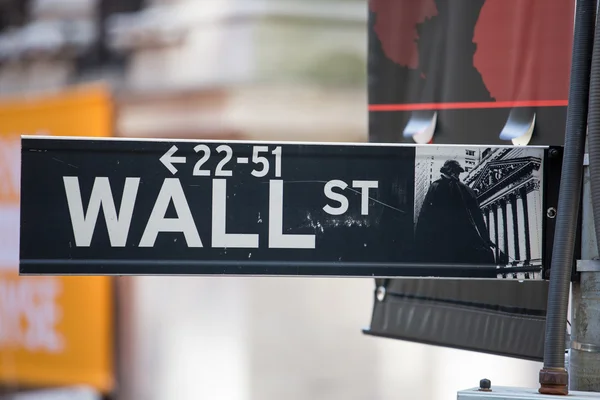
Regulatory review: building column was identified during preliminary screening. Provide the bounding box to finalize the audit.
[519,186,531,262]
[505,197,515,262]
[509,194,520,261]
[487,208,494,240]
[526,180,543,261]
[492,204,500,262]
[484,207,489,231]
[500,199,509,262]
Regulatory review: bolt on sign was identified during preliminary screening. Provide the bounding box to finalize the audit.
[19,136,561,280]
[0,84,114,393]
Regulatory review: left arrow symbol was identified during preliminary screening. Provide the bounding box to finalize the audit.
[160,145,187,175]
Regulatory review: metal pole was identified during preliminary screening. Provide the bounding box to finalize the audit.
[569,269,600,391]
[539,0,596,393]
[569,164,600,391]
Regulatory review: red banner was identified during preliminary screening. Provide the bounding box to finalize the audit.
[368,0,575,145]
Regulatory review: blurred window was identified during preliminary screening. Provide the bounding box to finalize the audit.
[76,0,144,72]
[0,0,31,30]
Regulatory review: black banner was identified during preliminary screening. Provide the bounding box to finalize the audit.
[364,278,549,361]
[21,137,551,277]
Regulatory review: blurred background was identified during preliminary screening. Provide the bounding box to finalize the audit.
[0,0,543,399]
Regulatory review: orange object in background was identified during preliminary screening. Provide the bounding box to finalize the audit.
[0,84,115,393]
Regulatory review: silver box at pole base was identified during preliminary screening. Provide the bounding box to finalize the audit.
[457,386,600,400]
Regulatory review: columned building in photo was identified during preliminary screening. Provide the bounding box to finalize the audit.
[464,148,544,268]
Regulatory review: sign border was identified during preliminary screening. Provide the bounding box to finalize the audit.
[19,135,554,279]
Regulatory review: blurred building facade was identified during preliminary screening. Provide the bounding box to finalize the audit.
[0,0,367,142]
[0,1,542,400]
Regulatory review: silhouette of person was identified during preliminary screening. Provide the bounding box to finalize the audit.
[415,0,493,104]
[413,159,496,264]
[369,0,492,106]
[368,0,503,144]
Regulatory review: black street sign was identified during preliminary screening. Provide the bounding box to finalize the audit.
[19,136,557,278]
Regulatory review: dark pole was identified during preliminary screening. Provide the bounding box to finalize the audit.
[539,0,596,395]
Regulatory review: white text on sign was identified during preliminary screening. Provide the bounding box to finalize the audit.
[62,177,379,250]
[160,145,283,178]
[323,180,379,216]
[63,177,325,249]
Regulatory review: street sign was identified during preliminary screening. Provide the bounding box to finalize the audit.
[20,136,557,278]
